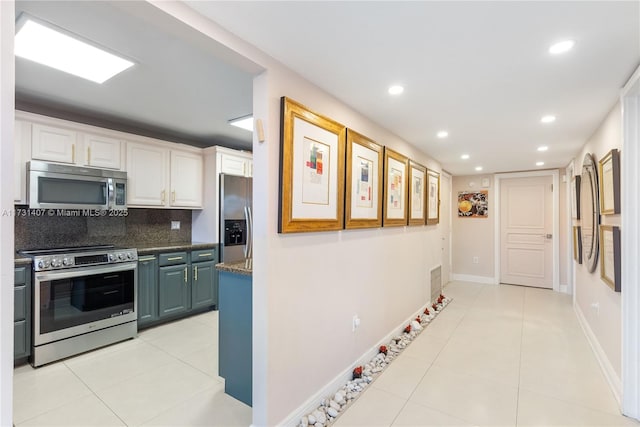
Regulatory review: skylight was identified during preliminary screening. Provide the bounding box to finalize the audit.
[15,17,134,84]
[229,115,254,132]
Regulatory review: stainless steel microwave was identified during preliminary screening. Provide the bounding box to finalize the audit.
[27,160,127,211]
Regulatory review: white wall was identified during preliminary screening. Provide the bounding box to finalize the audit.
[451,175,495,281]
[150,3,443,425]
[0,1,15,425]
[573,102,623,394]
[256,56,442,427]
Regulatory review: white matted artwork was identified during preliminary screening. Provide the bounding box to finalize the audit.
[426,169,440,224]
[298,133,331,209]
[383,148,408,226]
[387,162,404,216]
[279,97,345,233]
[408,161,426,225]
[345,129,384,229]
[355,156,373,209]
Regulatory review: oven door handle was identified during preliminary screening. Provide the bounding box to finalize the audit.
[35,262,137,282]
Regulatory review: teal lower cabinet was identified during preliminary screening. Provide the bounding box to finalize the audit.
[192,260,216,310]
[218,270,252,406]
[159,264,191,318]
[14,266,31,361]
[137,255,159,326]
[138,246,219,329]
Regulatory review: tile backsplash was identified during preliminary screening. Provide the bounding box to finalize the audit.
[15,207,192,250]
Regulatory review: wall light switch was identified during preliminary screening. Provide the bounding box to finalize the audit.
[171,221,180,230]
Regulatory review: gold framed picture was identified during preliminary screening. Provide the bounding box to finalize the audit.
[345,129,383,229]
[600,225,621,292]
[599,149,620,215]
[383,148,408,227]
[426,169,441,225]
[278,97,346,233]
[408,161,427,226]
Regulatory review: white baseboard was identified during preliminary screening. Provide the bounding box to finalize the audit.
[451,273,496,285]
[276,301,437,427]
[574,302,622,407]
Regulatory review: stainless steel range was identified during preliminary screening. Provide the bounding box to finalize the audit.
[20,245,138,367]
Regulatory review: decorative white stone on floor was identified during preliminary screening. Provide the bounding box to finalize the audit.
[298,296,452,427]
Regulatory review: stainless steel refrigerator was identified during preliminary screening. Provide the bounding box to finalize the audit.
[219,174,252,263]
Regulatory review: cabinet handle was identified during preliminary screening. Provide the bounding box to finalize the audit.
[198,253,212,257]
[184,266,188,283]
[72,144,75,163]
[161,190,165,203]
[172,191,176,204]
[194,265,198,281]
[87,146,91,165]
[167,256,183,261]
[138,256,156,262]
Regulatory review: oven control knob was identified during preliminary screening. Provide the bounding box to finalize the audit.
[51,258,61,268]
[37,260,44,269]
[63,258,72,266]
[43,260,51,268]
[127,252,133,259]
[118,253,125,260]
[109,253,116,262]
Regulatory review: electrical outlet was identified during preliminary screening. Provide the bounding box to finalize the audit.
[591,302,600,316]
[473,256,479,264]
[171,221,180,230]
[352,315,361,332]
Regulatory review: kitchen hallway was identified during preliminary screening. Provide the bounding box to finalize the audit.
[12,310,251,426]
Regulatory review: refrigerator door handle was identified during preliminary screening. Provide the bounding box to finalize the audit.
[243,206,250,259]
[247,206,253,259]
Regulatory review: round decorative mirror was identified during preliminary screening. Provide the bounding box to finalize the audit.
[580,153,600,273]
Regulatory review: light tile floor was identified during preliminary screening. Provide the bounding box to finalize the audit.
[13,310,252,427]
[334,281,640,427]
[15,283,640,427]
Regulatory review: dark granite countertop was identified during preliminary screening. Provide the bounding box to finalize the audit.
[215,259,252,276]
[135,242,217,255]
[14,256,32,266]
[14,242,217,265]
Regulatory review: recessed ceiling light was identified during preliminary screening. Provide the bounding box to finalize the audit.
[437,131,449,138]
[475,166,483,171]
[15,16,134,84]
[461,154,470,160]
[228,115,253,132]
[549,40,575,55]
[540,115,556,124]
[388,85,404,95]
[536,161,545,166]
[537,146,549,152]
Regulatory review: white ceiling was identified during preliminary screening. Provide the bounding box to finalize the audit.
[15,1,258,150]
[14,2,639,175]
[186,1,640,175]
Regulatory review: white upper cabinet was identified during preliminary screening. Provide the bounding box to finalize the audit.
[14,120,29,203]
[127,142,203,209]
[170,150,202,208]
[82,133,122,170]
[23,113,124,171]
[220,153,252,177]
[126,142,168,207]
[17,111,204,210]
[31,123,77,164]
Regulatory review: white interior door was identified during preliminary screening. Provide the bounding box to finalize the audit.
[440,173,451,285]
[500,175,553,288]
